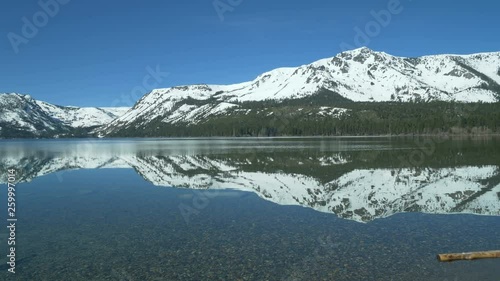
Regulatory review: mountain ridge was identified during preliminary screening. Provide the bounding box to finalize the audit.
[98,47,500,136]
[2,47,500,138]
[0,93,130,138]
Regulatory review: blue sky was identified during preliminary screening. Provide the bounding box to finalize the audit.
[0,0,498,107]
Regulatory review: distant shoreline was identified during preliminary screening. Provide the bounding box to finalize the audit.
[2,133,500,141]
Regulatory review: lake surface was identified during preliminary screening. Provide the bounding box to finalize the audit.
[0,137,499,280]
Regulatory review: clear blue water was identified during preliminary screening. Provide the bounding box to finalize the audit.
[0,137,499,280]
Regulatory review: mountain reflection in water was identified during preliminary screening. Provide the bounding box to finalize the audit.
[1,137,498,223]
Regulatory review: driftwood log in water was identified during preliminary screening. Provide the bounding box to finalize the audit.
[437,250,500,262]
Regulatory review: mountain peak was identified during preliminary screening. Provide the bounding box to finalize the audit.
[0,92,29,98]
[355,46,372,51]
[335,46,385,62]
[343,46,374,54]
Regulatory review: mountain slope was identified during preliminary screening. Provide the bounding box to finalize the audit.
[0,93,69,137]
[99,47,500,136]
[35,100,129,128]
[0,93,130,138]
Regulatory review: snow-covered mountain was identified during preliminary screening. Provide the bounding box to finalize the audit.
[1,150,498,223]
[0,93,68,137]
[99,47,500,136]
[3,48,499,138]
[35,100,129,128]
[0,93,129,137]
